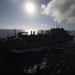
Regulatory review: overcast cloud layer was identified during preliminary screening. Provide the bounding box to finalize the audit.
[41,0,75,24]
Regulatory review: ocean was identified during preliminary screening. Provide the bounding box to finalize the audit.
[69,31,75,42]
[0,29,22,38]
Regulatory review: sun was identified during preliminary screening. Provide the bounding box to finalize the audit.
[24,1,36,15]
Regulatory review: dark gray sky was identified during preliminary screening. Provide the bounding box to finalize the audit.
[0,0,75,30]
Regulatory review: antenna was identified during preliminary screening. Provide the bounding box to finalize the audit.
[14,29,16,37]
[53,24,54,28]
[56,22,57,28]
[58,23,59,28]
[56,22,60,28]
[58,23,60,28]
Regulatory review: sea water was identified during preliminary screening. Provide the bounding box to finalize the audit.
[0,29,22,38]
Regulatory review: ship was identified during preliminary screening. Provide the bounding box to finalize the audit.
[0,27,74,49]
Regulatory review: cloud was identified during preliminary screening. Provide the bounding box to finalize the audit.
[41,0,75,24]
[41,24,48,27]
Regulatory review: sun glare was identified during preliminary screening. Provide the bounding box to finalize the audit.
[24,1,36,15]
[26,29,37,35]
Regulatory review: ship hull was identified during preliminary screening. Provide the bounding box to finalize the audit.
[10,36,74,49]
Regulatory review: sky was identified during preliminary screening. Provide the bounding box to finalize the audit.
[0,0,75,31]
